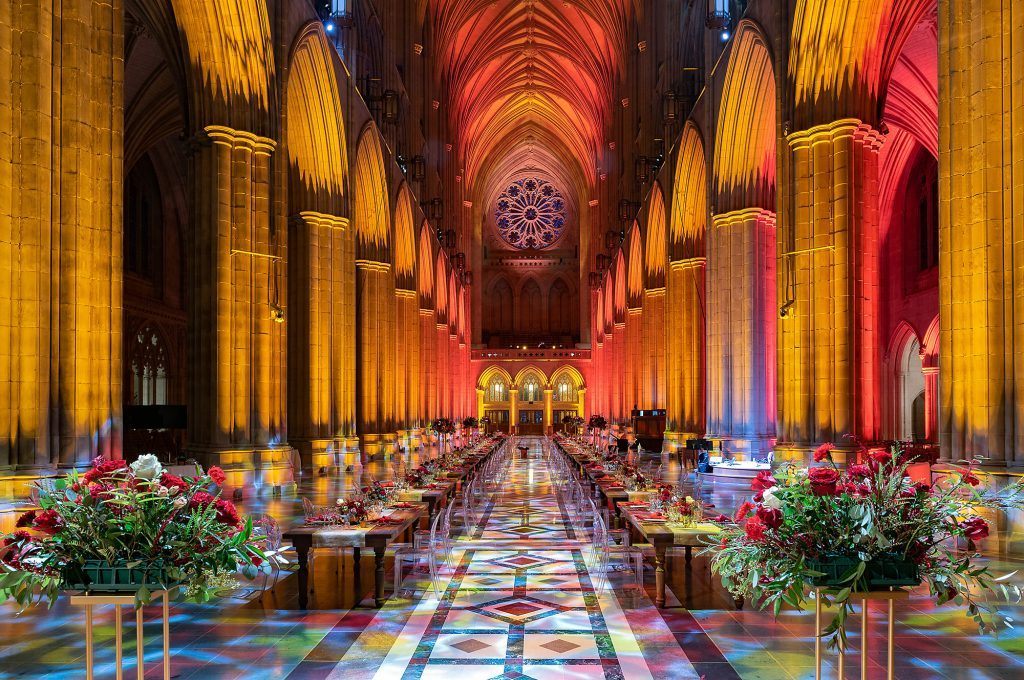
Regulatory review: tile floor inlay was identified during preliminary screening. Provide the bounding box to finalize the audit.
[330,437,696,679]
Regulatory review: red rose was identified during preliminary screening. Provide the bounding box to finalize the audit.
[808,467,840,496]
[913,482,931,494]
[744,516,767,541]
[32,508,64,535]
[161,473,190,494]
[251,555,263,568]
[847,464,871,479]
[756,505,782,529]
[813,443,836,463]
[214,499,242,527]
[751,470,777,493]
[189,491,216,509]
[962,516,989,541]
[734,501,755,523]
[868,448,892,467]
[208,466,227,486]
[15,510,37,528]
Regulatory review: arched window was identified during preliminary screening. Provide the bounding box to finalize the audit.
[553,374,578,403]
[129,325,169,406]
[485,375,509,403]
[520,375,542,403]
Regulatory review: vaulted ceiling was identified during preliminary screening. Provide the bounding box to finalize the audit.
[426,0,632,208]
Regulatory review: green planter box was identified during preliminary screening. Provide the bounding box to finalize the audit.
[807,554,920,588]
[64,560,179,592]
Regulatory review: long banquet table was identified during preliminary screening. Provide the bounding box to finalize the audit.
[551,436,734,609]
[284,438,505,608]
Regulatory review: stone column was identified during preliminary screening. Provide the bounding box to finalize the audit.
[643,288,666,409]
[626,308,642,411]
[287,212,354,469]
[777,120,882,461]
[436,323,449,416]
[706,208,776,457]
[665,258,706,446]
[509,389,520,435]
[939,0,1024,465]
[187,126,292,489]
[922,365,939,444]
[578,387,587,421]
[543,388,554,433]
[0,0,124,489]
[476,388,485,422]
[612,322,626,422]
[356,259,394,459]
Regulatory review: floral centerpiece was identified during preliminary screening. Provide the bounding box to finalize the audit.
[588,415,607,444]
[362,480,389,506]
[705,443,1024,649]
[619,462,647,491]
[338,497,369,525]
[405,465,430,488]
[0,455,267,608]
[668,496,701,526]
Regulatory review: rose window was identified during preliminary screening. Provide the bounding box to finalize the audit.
[494,177,566,249]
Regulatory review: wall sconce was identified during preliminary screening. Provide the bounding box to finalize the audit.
[617,198,639,224]
[411,155,426,181]
[605,229,621,251]
[454,252,466,271]
[662,91,678,124]
[383,89,399,121]
[270,303,285,323]
[597,254,611,271]
[443,229,457,250]
[635,156,650,184]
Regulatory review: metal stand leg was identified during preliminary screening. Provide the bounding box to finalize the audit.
[814,591,822,680]
[136,606,144,680]
[861,601,869,680]
[85,604,94,680]
[115,605,123,680]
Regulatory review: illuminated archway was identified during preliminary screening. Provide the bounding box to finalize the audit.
[393,184,417,286]
[353,127,391,261]
[353,126,394,456]
[666,122,708,442]
[644,184,667,286]
[285,27,346,214]
[707,20,777,452]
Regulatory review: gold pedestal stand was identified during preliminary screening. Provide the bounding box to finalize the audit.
[814,588,908,680]
[69,590,171,680]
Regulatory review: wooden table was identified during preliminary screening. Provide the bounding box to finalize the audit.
[618,504,722,608]
[284,506,424,609]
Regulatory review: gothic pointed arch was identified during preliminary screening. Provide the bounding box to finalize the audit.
[353,126,391,262]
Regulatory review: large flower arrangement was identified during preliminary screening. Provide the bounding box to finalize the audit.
[431,418,456,436]
[587,415,607,431]
[706,444,1024,649]
[0,455,266,609]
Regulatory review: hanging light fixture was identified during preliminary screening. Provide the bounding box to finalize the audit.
[662,90,678,124]
[454,252,466,271]
[589,272,603,289]
[635,156,650,184]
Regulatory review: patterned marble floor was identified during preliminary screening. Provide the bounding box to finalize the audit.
[3,439,1024,678]
[324,437,700,679]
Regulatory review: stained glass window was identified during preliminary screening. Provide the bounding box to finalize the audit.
[494,177,566,250]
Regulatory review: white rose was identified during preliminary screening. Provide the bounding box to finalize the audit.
[157,485,170,496]
[172,495,187,509]
[761,487,783,510]
[130,454,164,481]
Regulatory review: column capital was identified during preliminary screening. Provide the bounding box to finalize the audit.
[356,259,391,272]
[786,118,883,151]
[669,256,707,270]
[290,211,349,231]
[711,207,776,228]
[201,125,276,153]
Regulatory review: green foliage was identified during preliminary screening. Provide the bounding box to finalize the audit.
[703,450,1024,651]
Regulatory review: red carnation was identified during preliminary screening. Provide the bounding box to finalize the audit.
[214,499,242,527]
[756,505,782,529]
[751,470,777,493]
[808,467,841,496]
[847,464,871,479]
[962,469,981,487]
[15,510,37,528]
[734,501,755,523]
[962,516,990,541]
[813,443,836,463]
[161,473,190,494]
[82,457,128,484]
[744,515,767,541]
[32,508,64,535]
[189,491,216,509]
[208,466,226,486]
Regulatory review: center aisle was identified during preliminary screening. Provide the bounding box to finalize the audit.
[323,437,702,680]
